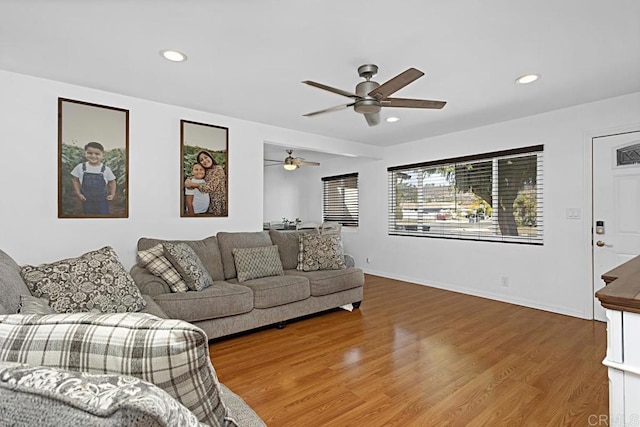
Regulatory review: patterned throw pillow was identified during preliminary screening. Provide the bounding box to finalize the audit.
[232,245,284,283]
[297,234,346,271]
[0,362,206,426]
[138,244,189,293]
[0,313,235,427]
[20,247,146,314]
[163,242,213,292]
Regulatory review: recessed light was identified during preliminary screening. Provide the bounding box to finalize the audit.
[386,116,400,123]
[515,73,540,84]
[160,50,187,62]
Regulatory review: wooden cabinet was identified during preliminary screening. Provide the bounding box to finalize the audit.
[597,255,640,426]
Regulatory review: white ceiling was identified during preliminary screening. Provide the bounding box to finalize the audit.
[2,0,639,148]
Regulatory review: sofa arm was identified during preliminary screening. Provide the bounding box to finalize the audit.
[344,254,355,268]
[130,265,171,297]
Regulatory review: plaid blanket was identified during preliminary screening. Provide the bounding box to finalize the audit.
[0,312,236,427]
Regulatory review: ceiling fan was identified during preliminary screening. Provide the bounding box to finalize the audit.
[302,64,446,126]
[265,150,320,171]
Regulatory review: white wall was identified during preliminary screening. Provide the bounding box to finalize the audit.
[303,92,640,319]
[0,70,373,269]
[263,164,319,224]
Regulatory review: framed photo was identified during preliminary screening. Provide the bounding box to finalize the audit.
[58,98,129,218]
[181,120,228,217]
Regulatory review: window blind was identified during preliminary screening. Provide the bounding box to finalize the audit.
[322,173,359,227]
[387,145,543,244]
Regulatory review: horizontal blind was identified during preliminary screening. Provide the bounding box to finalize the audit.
[387,146,543,244]
[322,173,359,227]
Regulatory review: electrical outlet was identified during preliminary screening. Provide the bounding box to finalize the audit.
[500,276,509,287]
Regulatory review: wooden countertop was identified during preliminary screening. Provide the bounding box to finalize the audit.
[596,255,640,314]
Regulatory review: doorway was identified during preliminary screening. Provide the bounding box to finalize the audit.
[592,129,640,321]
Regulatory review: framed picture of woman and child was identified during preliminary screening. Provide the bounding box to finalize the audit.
[58,98,129,218]
[181,120,228,217]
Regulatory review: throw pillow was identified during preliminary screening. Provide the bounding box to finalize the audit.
[138,244,189,293]
[20,247,146,314]
[0,362,206,427]
[0,313,235,427]
[232,245,284,283]
[18,295,56,315]
[163,242,214,291]
[297,234,346,272]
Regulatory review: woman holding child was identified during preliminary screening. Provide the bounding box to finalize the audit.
[184,151,227,216]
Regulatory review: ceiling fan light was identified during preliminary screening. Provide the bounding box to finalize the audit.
[283,164,297,171]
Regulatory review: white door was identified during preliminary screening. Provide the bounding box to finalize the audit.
[593,130,640,321]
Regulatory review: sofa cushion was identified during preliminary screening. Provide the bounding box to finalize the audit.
[297,234,345,272]
[138,244,189,293]
[286,267,364,296]
[233,245,284,283]
[268,230,301,270]
[20,247,146,314]
[163,242,214,291]
[138,236,225,281]
[18,295,56,315]
[0,312,234,427]
[0,249,32,314]
[217,231,273,280]
[153,282,254,322]
[228,275,310,309]
[0,361,206,427]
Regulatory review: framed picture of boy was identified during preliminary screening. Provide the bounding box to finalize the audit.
[58,98,129,218]
[181,120,228,217]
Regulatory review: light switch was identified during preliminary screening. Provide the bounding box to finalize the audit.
[566,208,581,219]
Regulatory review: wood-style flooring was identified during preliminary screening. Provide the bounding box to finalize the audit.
[208,274,608,426]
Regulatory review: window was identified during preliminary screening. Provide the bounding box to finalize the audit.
[322,173,359,227]
[617,141,640,166]
[388,145,543,244]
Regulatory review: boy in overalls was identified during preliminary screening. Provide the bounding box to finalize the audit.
[71,142,116,215]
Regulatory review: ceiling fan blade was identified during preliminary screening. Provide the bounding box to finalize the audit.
[368,68,424,100]
[364,112,380,127]
[303,103,354,117]
[294,160,320,166]
[264,159,283,163]
[302,80,360,99]
[382,98,447,109]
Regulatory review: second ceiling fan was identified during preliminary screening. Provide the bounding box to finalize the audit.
[302,64,446,126]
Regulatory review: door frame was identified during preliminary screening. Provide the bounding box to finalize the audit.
[584,123,640,320]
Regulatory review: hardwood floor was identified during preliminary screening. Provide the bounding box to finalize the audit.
[209,275,608,426]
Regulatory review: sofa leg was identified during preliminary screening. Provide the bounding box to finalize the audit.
[276,321,287,329]
[352,301,362,309]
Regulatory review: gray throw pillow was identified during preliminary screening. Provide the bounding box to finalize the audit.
[232,245,284,283]
[18,295,56,315]
[20,246,146,314]
[138,244,189,293]
[297,234,345,271]
[163,242,213,291]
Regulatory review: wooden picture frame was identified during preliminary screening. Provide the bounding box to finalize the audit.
[58,98,129,218]
[181,120,228,217]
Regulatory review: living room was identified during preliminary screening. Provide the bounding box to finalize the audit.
[1,1,639,425]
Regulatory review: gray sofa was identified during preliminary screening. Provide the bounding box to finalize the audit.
[130,230,365,340]
[0,248,265,427]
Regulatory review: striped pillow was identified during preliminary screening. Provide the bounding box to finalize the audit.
[0,313,236,427]
[138,244,189,293]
